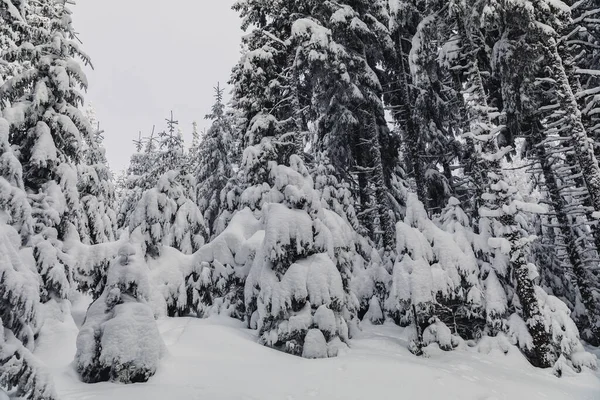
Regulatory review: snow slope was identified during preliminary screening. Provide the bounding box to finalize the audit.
[35,301,600,400]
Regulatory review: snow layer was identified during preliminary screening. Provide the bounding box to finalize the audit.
[36,312,600,400]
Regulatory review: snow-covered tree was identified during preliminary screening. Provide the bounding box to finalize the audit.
[130,170,206,259]
[184,208,262,320]
[126,113,207,259]
[78,105,116,246]
[73,107,118,296]
[243,150,359,357]
[0,117,32,240]
[195,84,234,237]
[117,128,158,230]
[0,214,56,400]
[0,0,26,83]
[292,2,397,248]
[0,0,93,302]
[385,194,482,353]
[385,1,431,210]
[75,243,164,384]
[467,0,600,350]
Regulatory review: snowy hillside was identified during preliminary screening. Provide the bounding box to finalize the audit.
[34,300,600,400]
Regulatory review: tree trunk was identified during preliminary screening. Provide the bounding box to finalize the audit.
[548,39,600,213]
[507,227,556,368]
[534,127,600,345]
[368,115,396,251]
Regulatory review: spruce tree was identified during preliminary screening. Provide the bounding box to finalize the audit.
[78,105,116,245]
[0,0,93,302]
[222,1,376,356]
[0,219,56,400]
[117,127,158,230]
[0,116,57,400]
[195,83,234,237]
[385,1,430,210]
[129,114,207,259]
[449,0,593,368]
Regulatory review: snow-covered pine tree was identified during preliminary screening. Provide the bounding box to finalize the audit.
[0,116,56,400]
[243,149,358,358]
[297,1,397,249]
[522,64,600,346]
[0,116,32,240]
[559,0,600,345]
[454,6,556,366]
[129,170,206,259]
[0,0,26,83]
[219,3,371,356]
[78,105,116,245]
[74,107,118,297]
[129,113,207,259]
[437,197,487,337]
[0,215,57,400]
[184,207,261,320]
[310,153,376,321]
[470,0,600,347]
[117,127,158,230]
[183,6,293,322]
[571,0,600,159]
[385,1,430,210]
[544,22,600,220]
[489,0,600,218]
[385,193,482,354]
[407,7,466,213]
[155,112,186,177]
[440,0,596,370]
[195,83,234,237]
[0,0,93,302]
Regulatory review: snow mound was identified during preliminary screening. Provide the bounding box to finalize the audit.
[75,244,164,383]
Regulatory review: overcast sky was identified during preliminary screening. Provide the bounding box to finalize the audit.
[72,0,243,172]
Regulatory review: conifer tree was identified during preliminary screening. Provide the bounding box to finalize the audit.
[0,116,57,400]
[0,217,56,400]
[448,0,594,368]
[195,83,234,237]
[78,106,116,246]
[117,127,158,230]
[129,114,207,258]
[385,1,430,209]
[221,1,377,356]
[1,0,93,302]
[242,149,358,357]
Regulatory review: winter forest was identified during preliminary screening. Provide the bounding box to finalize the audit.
[1,0,600,399]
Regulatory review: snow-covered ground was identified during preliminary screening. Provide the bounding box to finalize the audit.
[35,300,600,400]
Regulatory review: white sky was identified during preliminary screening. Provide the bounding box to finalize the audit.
[72,0,243,172]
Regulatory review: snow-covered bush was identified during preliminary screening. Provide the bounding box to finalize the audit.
[75,243,164,383]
